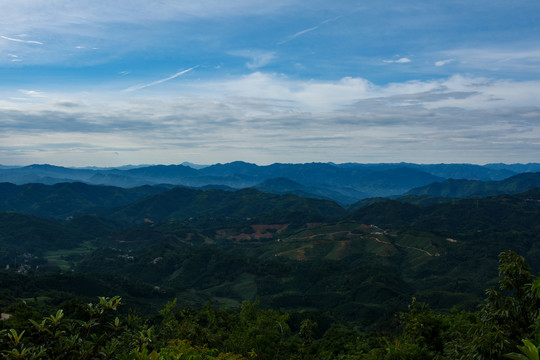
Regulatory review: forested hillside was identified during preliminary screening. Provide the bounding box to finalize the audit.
[1,252,539,359]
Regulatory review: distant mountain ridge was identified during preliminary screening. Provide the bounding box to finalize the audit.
[0,161,538,204]
[406,172,540,198]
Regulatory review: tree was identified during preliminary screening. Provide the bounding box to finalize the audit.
[467,251,540,360]
[505,279,540,360]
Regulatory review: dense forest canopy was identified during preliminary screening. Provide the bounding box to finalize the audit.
[1,252,539,359]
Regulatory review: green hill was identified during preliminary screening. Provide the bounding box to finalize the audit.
[1,182,539,329]
[0,182,170,218]
[108,187,347,224]
[406,172,540,197]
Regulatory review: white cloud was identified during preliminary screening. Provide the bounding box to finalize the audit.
[383,57,412,64]
[18,89,46,97]
[435,59,453,66]
[6,73,540,115]
[229,50,276,69]
[201,72,376,112]
[2,89,538,165]
[163,72,540,114]
[396,58,412,63]
[1,72,540,165]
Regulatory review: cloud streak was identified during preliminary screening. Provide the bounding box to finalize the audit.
[435,59,453,67]
[278,26,319,45]
[278,16,341,45]
[1,35,42,45]
[123,66,199,92]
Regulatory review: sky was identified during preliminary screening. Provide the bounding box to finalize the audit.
[1,0,539,167]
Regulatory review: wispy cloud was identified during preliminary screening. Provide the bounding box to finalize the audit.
[445,47,540,62]
[435,59,453,67]
[19,89,46,98]
[438,47,540,73]
[279,26,318,45]
[383,57,412,64]
[278,16,342,45]
[8,53,22,62]
[229,50,275,69]
[123,66,199,92]
[1,35,42,45]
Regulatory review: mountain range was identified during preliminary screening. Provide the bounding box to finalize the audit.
[1,161,540,204]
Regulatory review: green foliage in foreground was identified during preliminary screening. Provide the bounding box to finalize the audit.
[1,251,539,360]
[506,279,540,360]
[0,296,246,360]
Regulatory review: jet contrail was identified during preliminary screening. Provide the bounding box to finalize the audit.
[123,65,200,92]
[1,35,43,45]
[278,16,342,45]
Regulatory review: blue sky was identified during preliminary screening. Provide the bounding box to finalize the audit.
[1,0,539,166]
